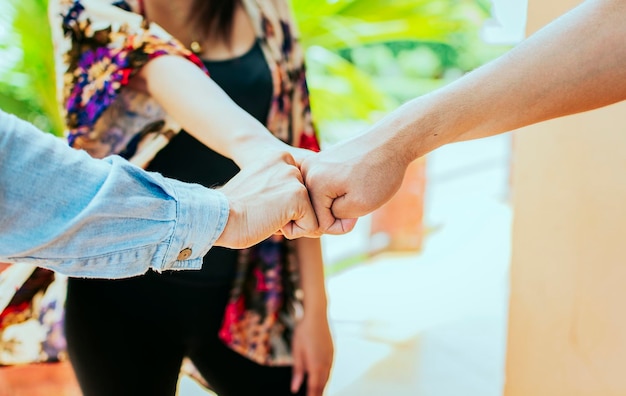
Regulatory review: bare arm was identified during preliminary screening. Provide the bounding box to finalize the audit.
[216,152,318,246]
[290,238,333,396]
[131,55,318,236]
[303,0,626,224]
[0,111,312,276]
[400,0,626,155]
[134,55,292,167]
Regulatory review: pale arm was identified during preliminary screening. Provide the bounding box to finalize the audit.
[132,55,318,236]
[134,55,295,167]
[216,152,318,246]
[303,0,626,223]
[401,0,626,153]
[0,110,316,277]
[290,238,333,396]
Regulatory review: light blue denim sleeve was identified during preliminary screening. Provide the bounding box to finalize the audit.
[0,110,229,278]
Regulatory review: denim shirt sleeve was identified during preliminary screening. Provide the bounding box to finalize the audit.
[0,111,229,278]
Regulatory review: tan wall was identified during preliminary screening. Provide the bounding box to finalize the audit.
[505,1,626,395]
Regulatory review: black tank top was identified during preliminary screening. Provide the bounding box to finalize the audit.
[146,40,273,284]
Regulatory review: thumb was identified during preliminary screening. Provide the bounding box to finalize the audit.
[291,353,305,394]
[320,194,358,235]
[331,186,393,220]
[324,217,358,235]
[328,193,366,231]
[310,192,339,234]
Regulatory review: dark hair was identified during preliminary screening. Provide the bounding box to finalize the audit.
[188,0,240,42]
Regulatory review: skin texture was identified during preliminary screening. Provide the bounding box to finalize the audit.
[302,0,626,229]
[214,152,318,248]
[134,56,323,240]
[291,237,334,395]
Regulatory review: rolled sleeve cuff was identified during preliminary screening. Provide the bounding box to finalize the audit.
[152,177,229,272]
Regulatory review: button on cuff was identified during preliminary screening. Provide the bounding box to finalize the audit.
[177,248,192,261]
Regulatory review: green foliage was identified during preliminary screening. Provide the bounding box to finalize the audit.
[292,0,511,138]
[293,0,487,50]
[306,46,396,125]
[0,0,509,140]
[0,0,62,135]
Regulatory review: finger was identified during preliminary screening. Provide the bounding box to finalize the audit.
[289,147,316,166]
[281,218,321,240]
[280,222,296,239]
[291,356,305,394]
[278,150,298,167]
[300,161,338,234]
[308,191,340,234]
[329,192,366,220]
[307,370,322,396]
[283,186,319,239]
[292,204,320,237]
[323,217,358,235]
[320,194,358,235]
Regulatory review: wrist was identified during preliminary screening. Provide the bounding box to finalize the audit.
[301,310,329,327]
[230,130,289,167]
[387,95,458,163]
[213,189,244,248]
[302,299,329,319]
[366,103,422,171]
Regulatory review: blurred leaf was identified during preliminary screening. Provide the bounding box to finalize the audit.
[292,0,501,142]
[294,0,489,50]
[306,46,397,125]
[0,0,504,140]
[0,0,62,135]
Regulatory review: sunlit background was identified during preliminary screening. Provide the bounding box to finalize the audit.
[0,0,527,395]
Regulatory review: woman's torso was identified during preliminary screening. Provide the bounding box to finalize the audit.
[146,39,273,285]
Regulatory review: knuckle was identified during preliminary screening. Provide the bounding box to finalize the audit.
[281,225,293,237]
[277,150,294,163]
[287,165,302,179]
[295,183,308,196]
[303,166,317,182]
[310,229,324,238]
[288,184,307,201]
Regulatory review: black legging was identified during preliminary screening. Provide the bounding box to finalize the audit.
[64,273,305,396]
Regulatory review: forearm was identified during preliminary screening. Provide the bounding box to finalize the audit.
[291,240,333,396]
[295,238,328,317]
[0,111,228,278]
[137,55,287,166]
[380,0,626,161]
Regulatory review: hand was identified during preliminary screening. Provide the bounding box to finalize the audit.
[301,128,410,234]
[285,146,317,166]
[215,152,319,249]
[291,315,334,396]
[233,137,315,169]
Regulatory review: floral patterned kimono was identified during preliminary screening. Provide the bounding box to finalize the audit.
[51,0,319,367]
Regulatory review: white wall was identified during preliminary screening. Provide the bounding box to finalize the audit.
[505,0,626,394]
